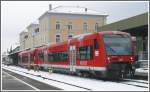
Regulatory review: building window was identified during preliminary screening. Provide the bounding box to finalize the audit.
[95,23,98,32]
[83,22,88,32]
[35,28,39,33]
[56,21,60,30]
[56,34,61,43]
[68,22,72,30]
[24,35,28,39]
[68,34,73,39]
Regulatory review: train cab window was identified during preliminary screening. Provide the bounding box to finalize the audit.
[78,46,93,60]
[94,39,99,49]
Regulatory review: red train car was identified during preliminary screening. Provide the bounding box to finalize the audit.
[18,31,136,78]
[18,46,47,69]
[18,49,35,67]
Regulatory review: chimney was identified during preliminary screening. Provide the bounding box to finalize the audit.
[85,8,87,12]
[49,4,52,10]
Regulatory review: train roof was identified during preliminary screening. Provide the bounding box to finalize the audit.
[98,31,130,35]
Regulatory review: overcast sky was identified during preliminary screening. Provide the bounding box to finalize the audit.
[1,1,148,53]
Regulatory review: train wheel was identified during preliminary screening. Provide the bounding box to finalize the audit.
[34,65,39,72]
[125,68,135,79]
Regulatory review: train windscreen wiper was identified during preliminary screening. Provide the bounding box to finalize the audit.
[105,44,118,55]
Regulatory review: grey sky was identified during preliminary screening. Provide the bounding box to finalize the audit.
[1,1,148,53]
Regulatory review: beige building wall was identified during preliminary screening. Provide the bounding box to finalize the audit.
[19,31,28,50]
[20,6,108,50]
[20,24,39,51]
[27,23,39,48]
[39,14,107,44]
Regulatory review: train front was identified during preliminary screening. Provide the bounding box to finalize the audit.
[102,31,136,78]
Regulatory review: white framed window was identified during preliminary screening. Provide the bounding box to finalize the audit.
[95,23,99,32]
[56,21,60,30]
[83,22,88,32]
[35,28,39,33]
[56,34,61,43]
[24,35,28,39]
[68,22,72,30]
[68,34,73,39]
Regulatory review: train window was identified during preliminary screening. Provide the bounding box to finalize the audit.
[48,52,54,61]
[61,51,68,61]
[38,52,44,61]
[94,39,99,49]
[22,56,28,62]
[18,56,21,62]
[78,46,93,60]
[53,52,59,61]
[48,51,68,62]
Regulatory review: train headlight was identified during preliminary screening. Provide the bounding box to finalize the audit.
[130,57,134,61]
[107,57,110,62]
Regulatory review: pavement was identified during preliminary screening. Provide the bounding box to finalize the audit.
[2,69,61,90]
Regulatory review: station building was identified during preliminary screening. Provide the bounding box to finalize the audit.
[20,5,108,51]
[20,23,39,50]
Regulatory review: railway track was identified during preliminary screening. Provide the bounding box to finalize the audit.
[120,78,148,88]
[117,80,148,88]
[123,79,148,84]
[95,77,149,88]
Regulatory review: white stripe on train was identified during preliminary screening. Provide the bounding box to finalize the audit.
[20,63,106,71]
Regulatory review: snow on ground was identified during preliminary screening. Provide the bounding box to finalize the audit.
[2,65,149,91]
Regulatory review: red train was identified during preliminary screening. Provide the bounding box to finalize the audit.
[18,31,136,78]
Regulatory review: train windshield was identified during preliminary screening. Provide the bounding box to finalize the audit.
[103,34,132,55]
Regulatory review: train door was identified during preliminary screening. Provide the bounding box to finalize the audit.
[69,45,76,72]
[44,50,48,64]
[20,54,22,65]
[43,49,48,70]
[28,53,30,66]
